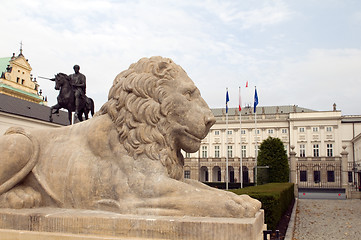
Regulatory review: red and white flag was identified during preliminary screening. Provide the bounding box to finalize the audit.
[246,81,248,88]
[239,86,242,111]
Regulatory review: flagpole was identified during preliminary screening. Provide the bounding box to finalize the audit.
[254,86,258,186]
[239,86,243,189]
[226,88,229,190]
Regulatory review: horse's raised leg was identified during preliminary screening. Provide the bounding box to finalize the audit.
[49,104,61,122]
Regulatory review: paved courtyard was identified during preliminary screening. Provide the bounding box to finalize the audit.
[292,199,361,240]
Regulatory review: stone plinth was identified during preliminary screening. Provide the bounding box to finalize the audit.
[0,208,265,240]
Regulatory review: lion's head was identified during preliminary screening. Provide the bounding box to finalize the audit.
[97,56,215,180]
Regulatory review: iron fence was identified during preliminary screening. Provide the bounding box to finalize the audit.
[297,162,341,188]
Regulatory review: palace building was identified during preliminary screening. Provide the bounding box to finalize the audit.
[183,105,361,197]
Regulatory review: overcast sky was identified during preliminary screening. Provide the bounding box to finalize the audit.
[1,0,361,115]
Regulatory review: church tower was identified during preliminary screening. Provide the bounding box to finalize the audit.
[0,44,47,105]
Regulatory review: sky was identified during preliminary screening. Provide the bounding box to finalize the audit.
[1,0,361,115]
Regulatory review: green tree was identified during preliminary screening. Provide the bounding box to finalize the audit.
[257,137,289,183]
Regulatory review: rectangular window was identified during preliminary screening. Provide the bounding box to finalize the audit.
[254,129,260,134]
[184,170,190,179]
[327,171,335,182]
[313,144,319,157]
[227,130,233,135]
[214,130,220,135]
[227,146,233,158]
[312,127,319,132]
[326,126,333,132]
[327,144,333,157]
[348,172,353,183]
[268,129,274,134]
[185,152,190,158]
[300,144,306,157]
[314,171,321,183]
[241,145,246,158]
[202,146,208,158]
[300,171,307,182]
[241,129,246,134]
[214,145,220,158]
[299,127,305,133]
[284,145,288,155]
[282,128,288,134]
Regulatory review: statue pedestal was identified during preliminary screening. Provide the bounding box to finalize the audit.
[0,208,266,240]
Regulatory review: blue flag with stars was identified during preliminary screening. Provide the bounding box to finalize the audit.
[226,89,229,113]
[254,87,258,113]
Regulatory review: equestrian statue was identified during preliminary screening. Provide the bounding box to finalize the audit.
[49,65,94,124]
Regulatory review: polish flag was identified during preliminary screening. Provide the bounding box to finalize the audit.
[239,86,242,111]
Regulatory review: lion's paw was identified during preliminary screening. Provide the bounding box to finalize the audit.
[0,186,42,209]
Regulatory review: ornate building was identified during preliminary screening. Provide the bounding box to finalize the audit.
[183,105,361,195]
[0,47,46,105]
[0,47,68,133]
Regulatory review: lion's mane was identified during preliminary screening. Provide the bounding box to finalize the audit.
[97,56,184,179]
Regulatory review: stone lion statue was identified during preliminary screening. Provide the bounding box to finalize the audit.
[0,56,260,218]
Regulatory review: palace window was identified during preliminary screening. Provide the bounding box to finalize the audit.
[185,152,190,158]
[241,129,246,134]
[214,130,220,135]
[312,127,319,132]
[284,145,288,155]
[227,146,233,158]
[326,126,333,132]
[202,146,208,158]
[327,171,335,182]
[300,171,307,182]
[313,144,319,157]
[184,170,190,179]
[348,172,353,183]
[282,128,288,134]
[241,145,247,158]
[227,130,233,135]
[268,129,274,134]
[314,170,321,183]
[300,144,306,157]
[214,145,220,158]
[299,127,305,133]
[327,144,333,157]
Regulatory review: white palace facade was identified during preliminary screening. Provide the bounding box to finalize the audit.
[183,105,361,193]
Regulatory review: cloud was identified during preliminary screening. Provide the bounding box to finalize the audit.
[275,49,361,114]
[202,0,292,29]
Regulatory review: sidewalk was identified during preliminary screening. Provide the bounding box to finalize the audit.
[291,199,361,240]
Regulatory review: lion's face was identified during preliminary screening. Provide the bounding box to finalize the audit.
[97,56,215,178]
[160,69,215,153]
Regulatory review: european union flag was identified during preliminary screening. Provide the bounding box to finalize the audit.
[226,89,229,113]
[254,87,258,113]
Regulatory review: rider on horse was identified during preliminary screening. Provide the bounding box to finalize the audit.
[69,65,86,118]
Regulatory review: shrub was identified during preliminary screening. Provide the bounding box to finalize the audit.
[257,137,289,183]
[230,182,294,230]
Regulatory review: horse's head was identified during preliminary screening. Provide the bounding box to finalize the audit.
[54,73,70,90]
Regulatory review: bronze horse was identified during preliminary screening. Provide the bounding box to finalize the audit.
[49,73,94,124]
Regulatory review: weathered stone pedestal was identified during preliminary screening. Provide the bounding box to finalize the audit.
[0,208,265,240]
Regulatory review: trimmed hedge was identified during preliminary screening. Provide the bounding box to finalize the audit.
[230,182,294,230]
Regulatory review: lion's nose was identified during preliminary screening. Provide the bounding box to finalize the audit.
[205,115,216,129]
